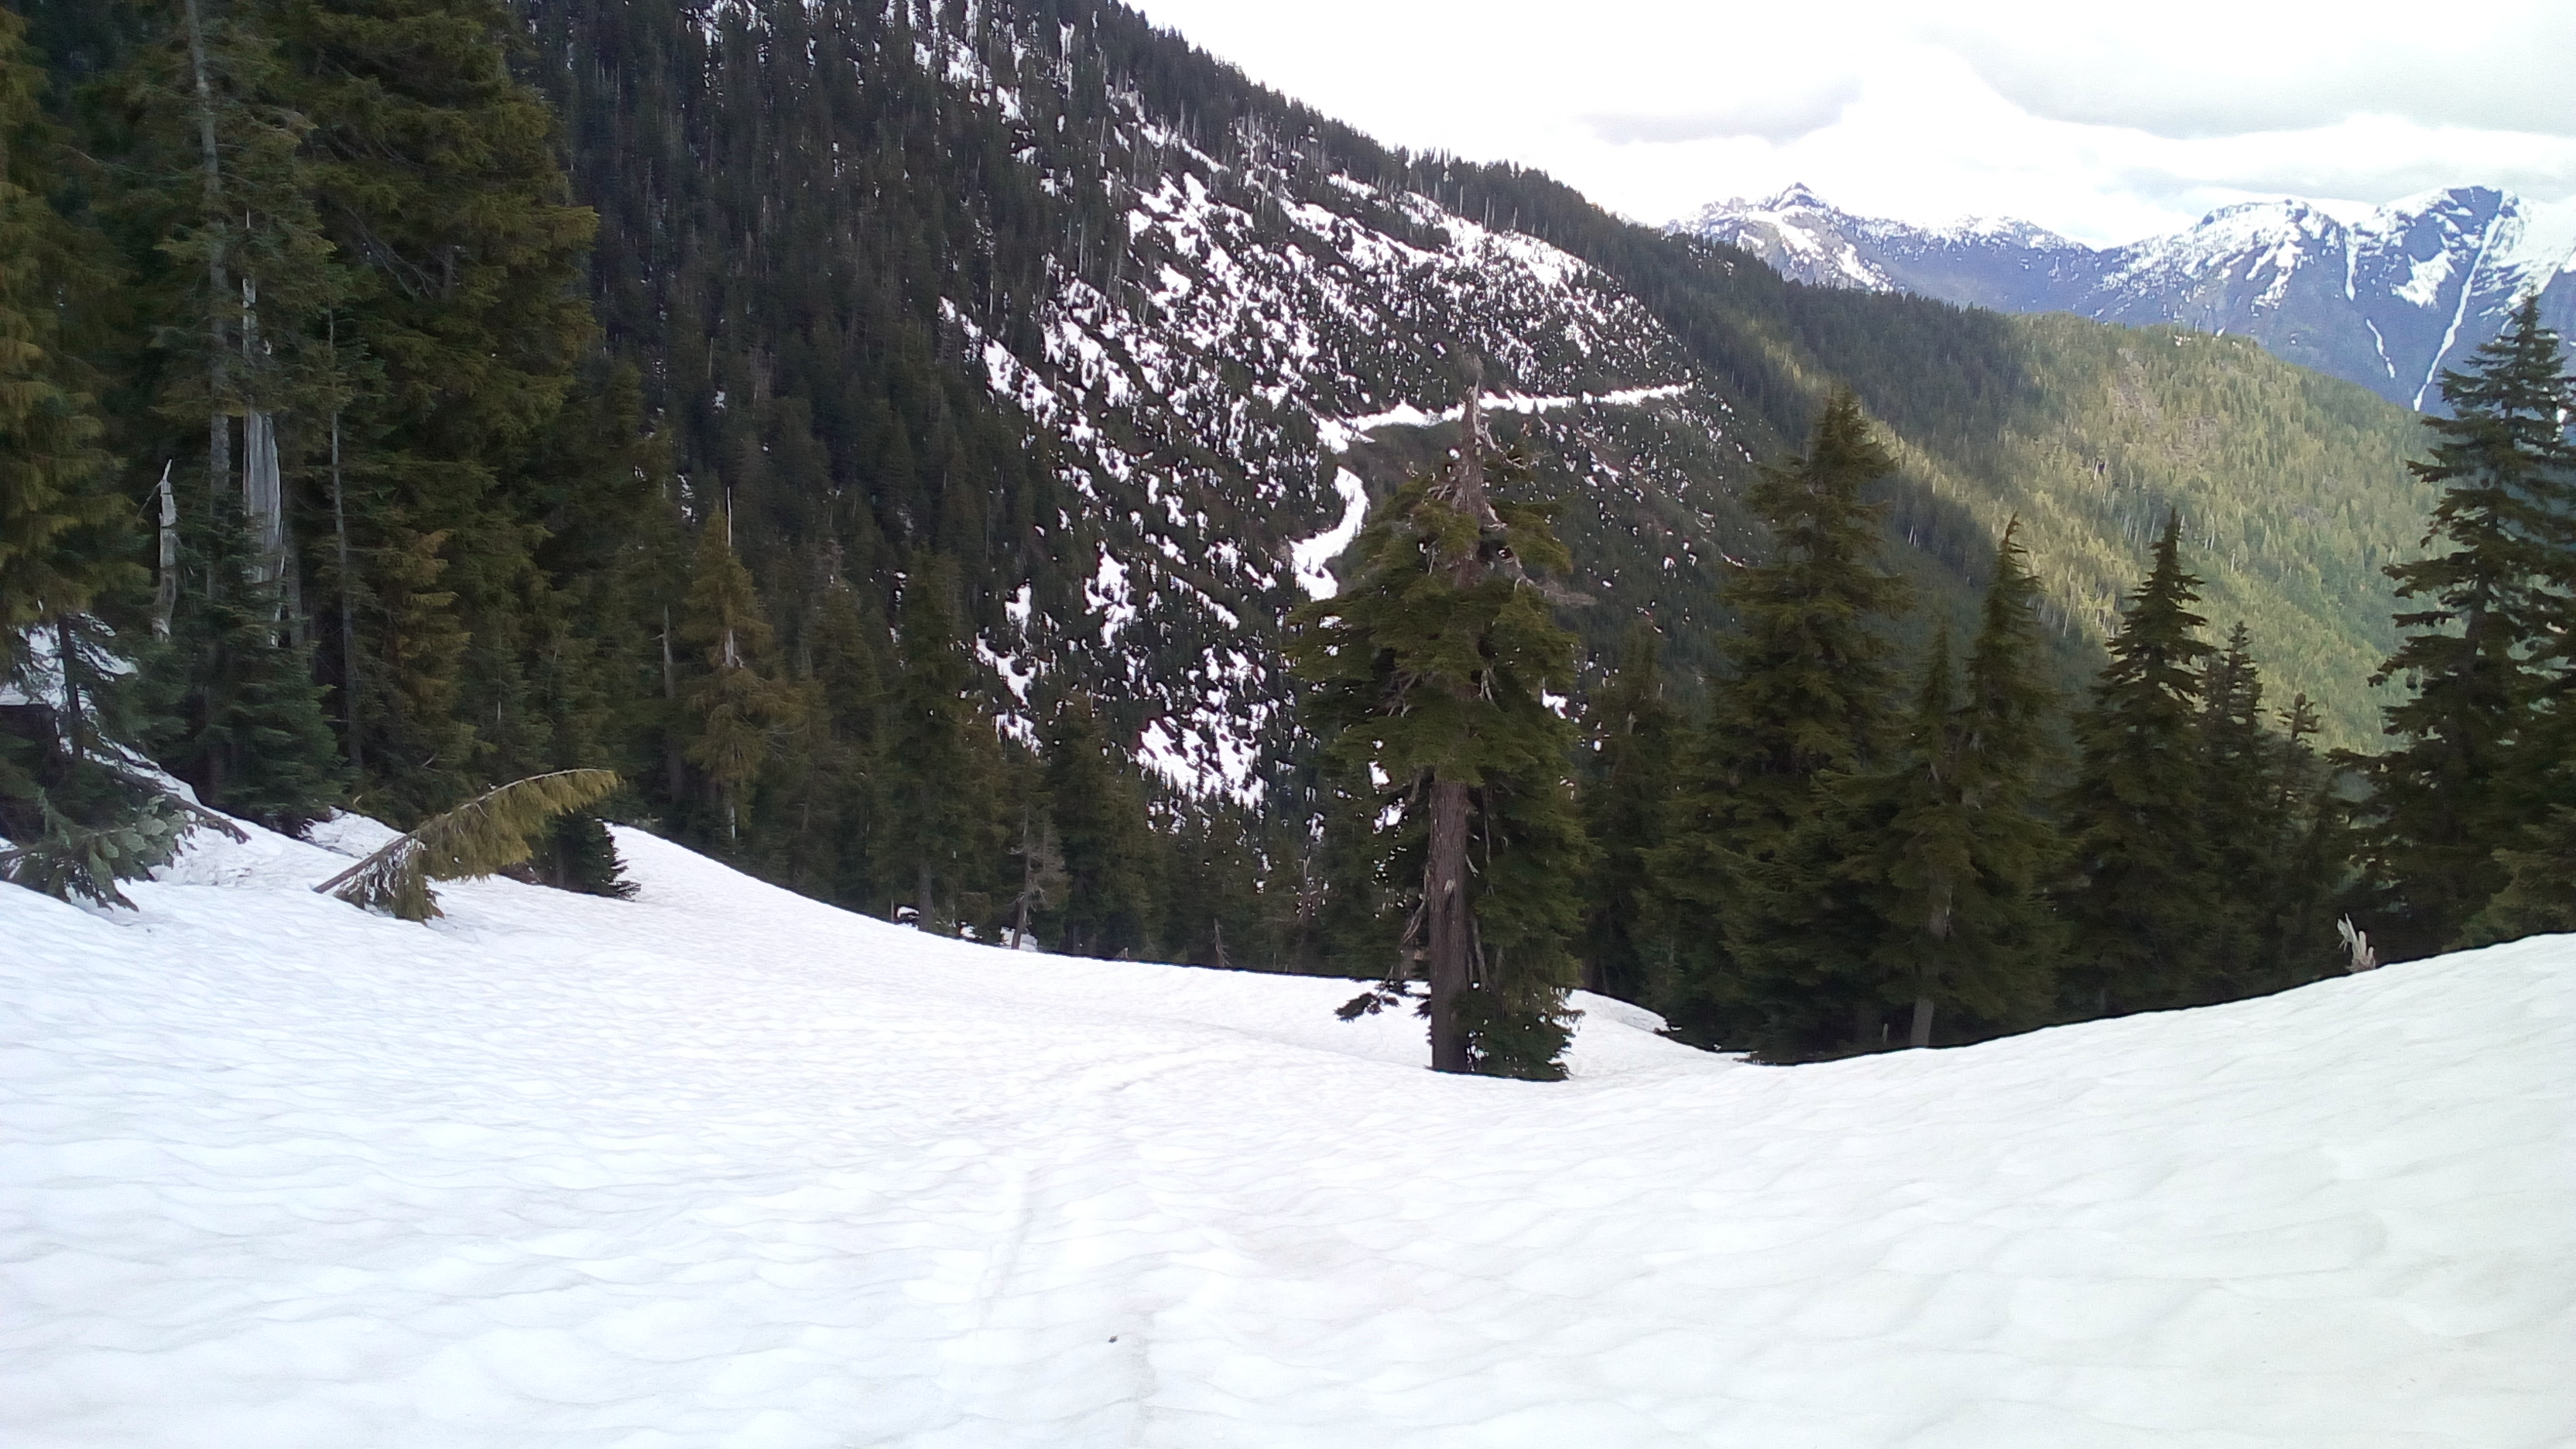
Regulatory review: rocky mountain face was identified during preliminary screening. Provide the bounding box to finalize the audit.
[1681,185,2576,411]
[519,0,2434,784]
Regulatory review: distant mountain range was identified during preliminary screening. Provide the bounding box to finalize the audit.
[1677,184,2576,410]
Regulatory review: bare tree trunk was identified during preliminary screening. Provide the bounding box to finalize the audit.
[152,462,178,639]
[240,279,285,591]
[1910,996,1935,1048]
[1423,776,1475,1074]
[1854,1000,1879,1052]
[1011,810,1033,950]
[53,618,82,762]
[181,0,231,508]
[916,859,936,929]
[330,402,361,771]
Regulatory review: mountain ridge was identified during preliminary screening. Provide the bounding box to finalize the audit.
[1679,183,2576,410]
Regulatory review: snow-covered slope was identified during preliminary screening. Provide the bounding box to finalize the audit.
[1680,184,2576,410]
[5,821,2572,1447]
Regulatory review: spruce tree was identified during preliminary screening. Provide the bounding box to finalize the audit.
[1575,623,1680,1002]
[2056,513,2218,1016]
[1841,522,2062,1047]
[279,0,601,817]
[152,486,346,831]
[677,509,796,848]
[2361,297,2576,958]
[1043,695,1152,957]
[1289,392,1590,1078]
[1653,389,1908,1053]
[0,11,148,841]
[882,555,1001,930]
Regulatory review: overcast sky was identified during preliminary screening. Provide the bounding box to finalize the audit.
[1122,0,2576,245]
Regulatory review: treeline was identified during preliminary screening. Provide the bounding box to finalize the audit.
[0,0,1285,959]
[1300,307,2574,1072]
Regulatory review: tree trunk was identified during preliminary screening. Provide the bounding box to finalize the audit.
[1910,995,1935,1048]
[181,0,231,509]
[917,859,935,929]
[330,408,361,771]
[1423,775,1474,1073]
[1854,1000,1879,1051]
[152,463,178,640]
[1011,810,1033,950]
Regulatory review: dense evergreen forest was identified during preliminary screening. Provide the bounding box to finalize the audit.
[3,0,2570,1074]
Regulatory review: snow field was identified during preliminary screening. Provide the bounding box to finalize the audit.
[3,817,2572,1447]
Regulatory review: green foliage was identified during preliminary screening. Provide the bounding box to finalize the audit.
[1574,624,1680,1002]
[1042,696,1152,957]
[1841,524,2063,1046]
[316,766,618,920]
[530,811,636,899]
[2358,298,2576,959]
[149,485,347,831]
[0,7,132,697]
[1653,391,1910,1053]
[1290,429,1589,1077]
[0,787,188,909]
[677,512,798,844]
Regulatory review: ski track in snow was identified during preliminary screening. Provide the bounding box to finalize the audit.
[4,819,2574,1447]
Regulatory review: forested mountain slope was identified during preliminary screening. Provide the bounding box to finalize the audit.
[516,0,2432,758]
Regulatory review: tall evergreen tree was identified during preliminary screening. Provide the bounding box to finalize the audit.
[2360,297,2576,959]
[150,485,345,829]
[2056,513,2218,1016]
[1290,392,1591,1078]
[1841,522,2062,1047]
[1043,695,1153,957]
[0,9,147,836]
[1574,623,1680,1002]
[1653,388,1909,1053]
[882,555,1001,930]
[677,507,796,847]
[279,0,601,818]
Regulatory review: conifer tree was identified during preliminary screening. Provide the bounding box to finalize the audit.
[1043,695,1153,957]
[151,487,346,831]
[2056,513,2218,1015]
[2258,691,2348,983]
[1290,391,1590,1078]
[1841,522,2062,1046]
[1575,622,1680,1002]
[1653,389,1908,1053]
[882,555,1001,929]
[0,11,147,838]
[677,509,796,846]
[279,0,601,816]
[2360,297,2576,958]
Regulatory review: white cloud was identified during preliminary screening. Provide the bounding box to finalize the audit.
[1123,0,2576,245]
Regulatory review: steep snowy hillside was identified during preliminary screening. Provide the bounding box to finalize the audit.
[516,0,2444,772]
[1681,185,2576,411]
[5,819,2571,1446]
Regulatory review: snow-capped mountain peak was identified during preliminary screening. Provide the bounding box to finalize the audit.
[1674,183,2576,410]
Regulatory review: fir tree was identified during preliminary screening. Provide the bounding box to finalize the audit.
[2360,297,2576,959]
[1574,623,1680,1002]
[0,10,148,842]
[882,555,1001,930]
[1653,389,1908,1053]
[152,485,346,831]
[1841,522,2063,1047]
[677,508,796,847]
[1043,695,1152,957]
[2057,513,2218,1016]
[1290,390,1590,1078]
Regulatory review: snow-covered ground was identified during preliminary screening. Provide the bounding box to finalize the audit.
[4,817,2571,1448]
